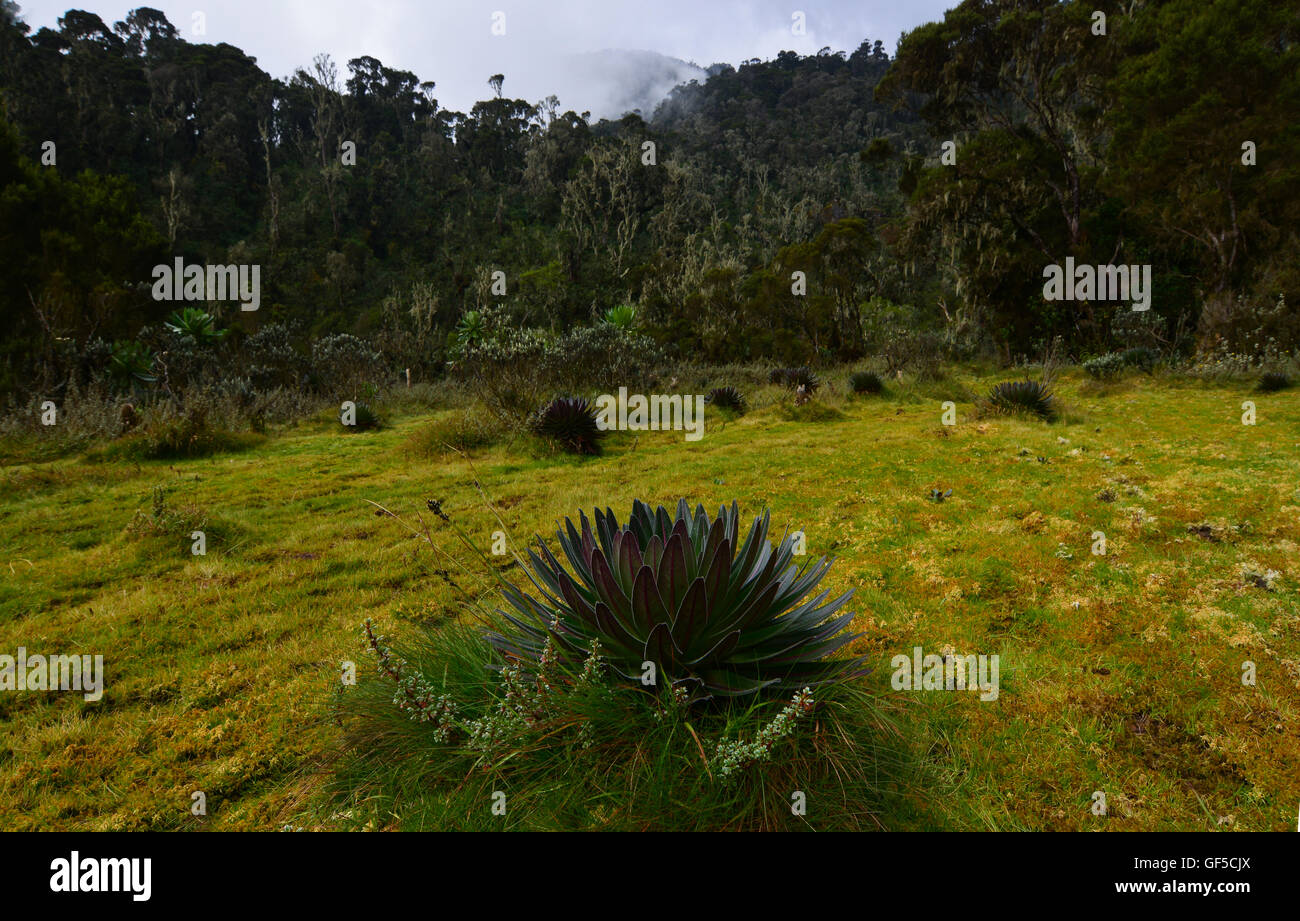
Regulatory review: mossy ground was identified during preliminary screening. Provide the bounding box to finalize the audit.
[1,369,1296,830]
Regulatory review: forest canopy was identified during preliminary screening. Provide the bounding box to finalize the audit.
[0,0,1296,398]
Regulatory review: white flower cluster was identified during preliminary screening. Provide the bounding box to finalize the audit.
[467,663,539,751]
[577,640,605,687]
[392,676,458,742]
[712,687,815,782]
[362,618,459,741]
[575,641,609,749]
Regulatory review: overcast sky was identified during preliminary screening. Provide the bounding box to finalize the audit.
[14,1,954,116]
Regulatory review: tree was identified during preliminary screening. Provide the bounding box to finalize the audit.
[561,140,643,276]
[878,0,1114,349]
[1106,0,1300,297]
[0,118,167,393]
[778,218,880,357]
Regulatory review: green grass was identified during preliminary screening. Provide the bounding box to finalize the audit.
[326,621,917,831]
[1,367,1297,830]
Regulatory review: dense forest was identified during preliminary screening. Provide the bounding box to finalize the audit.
[0,0,1297,404]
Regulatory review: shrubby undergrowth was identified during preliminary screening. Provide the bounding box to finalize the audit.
[4,297,1295,463]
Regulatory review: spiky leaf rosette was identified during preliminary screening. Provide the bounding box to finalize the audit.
[531,396,605,454]
[987,378,1056,421]
[1258,371,1291,392]
[107,340,157,388]
[164,306,227,344]
[705,386,746,413]
[341,400,380,431]
[489,499,866,704]
[849,370,883,394]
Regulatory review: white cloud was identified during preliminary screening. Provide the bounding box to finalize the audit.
[15,0,952,116]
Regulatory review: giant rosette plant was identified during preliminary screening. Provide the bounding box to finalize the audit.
[489,499,866,704]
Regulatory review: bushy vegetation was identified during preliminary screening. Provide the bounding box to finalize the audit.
[1082,352,1127,381]
[1083,347,1159,381]
[408,408,503,456]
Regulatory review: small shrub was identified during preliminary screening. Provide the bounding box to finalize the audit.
[1120,347,1158,372]
[454,326,552,423]
[311,334,385,398]
[120,404,257,459]
[144,323,223,389]
[410,409,500,456]
[862,300,947,378]
[540,324,667,394]
[1083,352,1126,380]
[244,323,309,390]
[1197,291,1299,360]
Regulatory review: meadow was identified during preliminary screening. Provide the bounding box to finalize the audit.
[1,367,1296,831]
